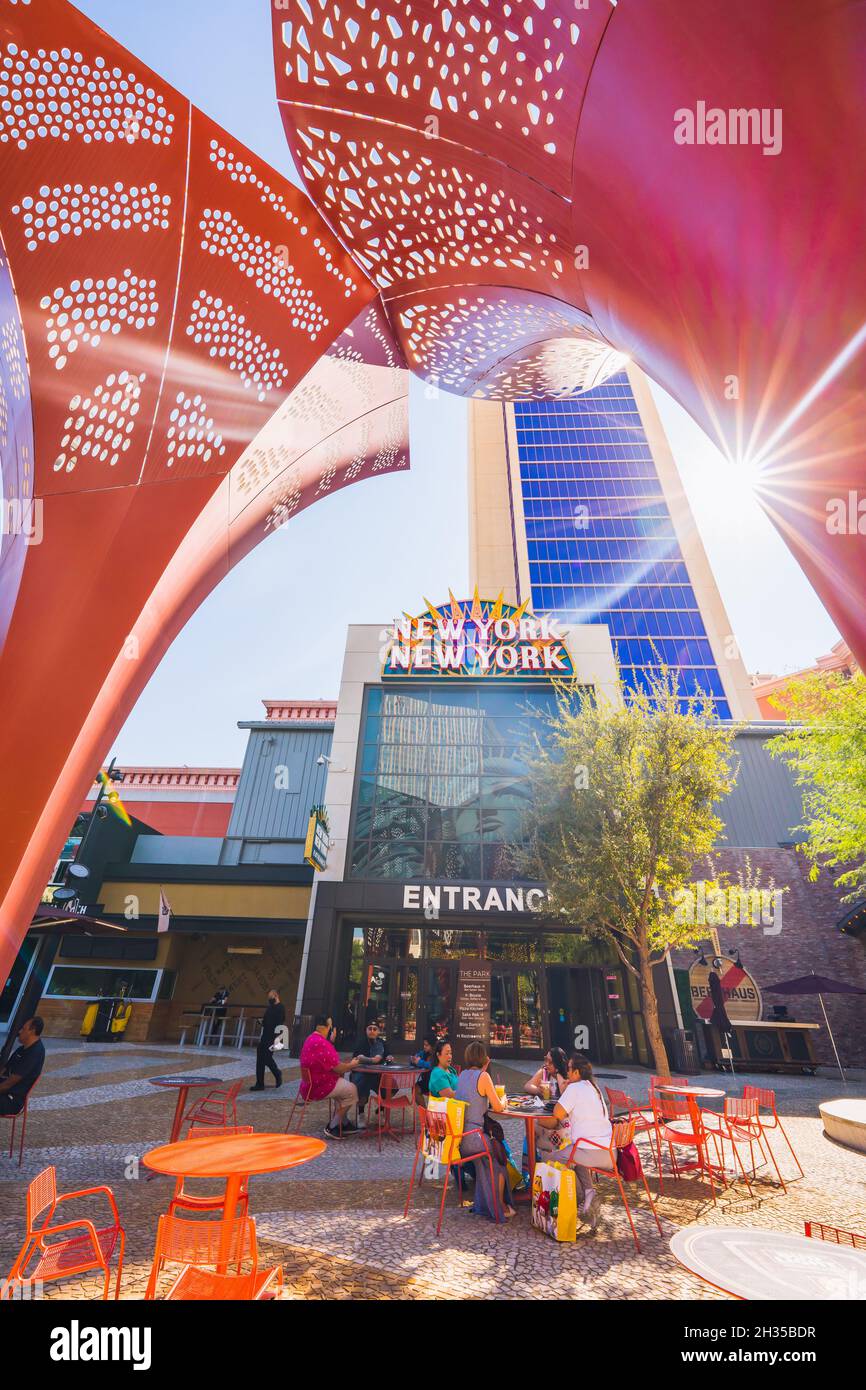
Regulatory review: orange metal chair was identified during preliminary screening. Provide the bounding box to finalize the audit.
[368,1071,418,1150]
[182,1077,244,1132]
[606,1086,658,1169]
[2,1076,39,1168]
[650,1074,690,1100]
[145,1211,258,1300]
[163,1263,283,1300]
[285,1065,354,1135]
[404,1105,500,1234]
[652,1093,725,1203]
[742,1084,804,1179]
[700,1097,769,1196]
[168,1124,254,1219]
[564,1118,663,1252]
[804,1220,866,1250]
[3,1165,124,1300]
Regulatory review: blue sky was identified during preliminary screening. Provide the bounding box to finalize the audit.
[75,0,841,766]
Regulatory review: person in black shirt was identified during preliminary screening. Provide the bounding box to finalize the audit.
[250,989,286,1091]
[349,1020,395,1124]
[0,1016,45,1115]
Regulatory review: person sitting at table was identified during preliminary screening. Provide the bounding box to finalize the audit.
[0,1016,45,1116]
[298,1015,363,1138]
[349,1019,394,1124]
[536,1052,612,1232]
[524,1046,569,1100]
[454,1040,515,1222]
[410,1034,436,1071]
[428,1039,459,1098]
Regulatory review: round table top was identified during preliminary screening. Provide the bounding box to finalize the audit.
[658,1084,726,1098]
[500,1097,554,1118]
[142,1132,325,1178]
[148,1075,226,1089]
[670,1227,866,1300]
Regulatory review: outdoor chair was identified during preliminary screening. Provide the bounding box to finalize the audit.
[699,1097,769,1196]
[3,1165,124,1300]
[368,1070,418,1150]
[404,1104,500,1234]
[652,1093,725,1203]
[804,1221,866,1250]
[1,1075,38,1168]
[564,1117,663,1253]
[742,1084,804,1179]
[145,1211,258,1300]
[167,1124,254,1219]
[183,1077,244,1133]
[163,1263,283,1300]
[284,1065,355,1135]
[605,1086,659,1170]
[650,1074,690,1100]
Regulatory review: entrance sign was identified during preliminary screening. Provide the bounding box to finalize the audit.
[454,958,491,1060]
[688,955,762,1023]
[304,805,330,872]
[403,883,546,914]
[382,590,573,681]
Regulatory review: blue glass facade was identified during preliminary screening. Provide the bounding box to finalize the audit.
[514,372,732,718]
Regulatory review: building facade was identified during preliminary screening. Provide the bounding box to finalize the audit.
[3,702,335,1044]
[297,615,866,1067]
[469,365,759,721]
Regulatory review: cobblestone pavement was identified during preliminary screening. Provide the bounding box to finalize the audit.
[1,1042,864,1301]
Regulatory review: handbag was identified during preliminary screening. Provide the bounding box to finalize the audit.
[616,1140,643,1181]
[425,1097,467,1164]
[531,1161,578,1242]
[482,1112,508,1167]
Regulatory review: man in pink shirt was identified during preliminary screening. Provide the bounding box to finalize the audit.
[299,1015,362,1137]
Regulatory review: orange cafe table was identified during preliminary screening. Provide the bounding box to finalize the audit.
[142,1132,325,1272]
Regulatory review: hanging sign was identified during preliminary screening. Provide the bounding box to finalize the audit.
[304,805,330,872]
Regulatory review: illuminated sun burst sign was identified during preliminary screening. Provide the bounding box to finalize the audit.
[382,590,574,681]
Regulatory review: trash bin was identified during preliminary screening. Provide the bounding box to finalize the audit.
[666,1027,700,1075]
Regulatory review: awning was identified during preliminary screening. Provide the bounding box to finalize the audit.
[29,905,127,934]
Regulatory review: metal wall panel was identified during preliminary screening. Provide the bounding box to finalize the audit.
[227,727,333,845]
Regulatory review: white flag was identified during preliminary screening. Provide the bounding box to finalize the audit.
[158,888,172,933]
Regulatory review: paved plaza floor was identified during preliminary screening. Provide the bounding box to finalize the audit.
[1,1041,864,1301]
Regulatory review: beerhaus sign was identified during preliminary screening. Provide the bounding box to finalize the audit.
[382,590,574,681]
[688,955,762,1023]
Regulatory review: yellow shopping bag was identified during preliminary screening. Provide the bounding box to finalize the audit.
[531,1161,578,1242]
[424,1097,467,1164]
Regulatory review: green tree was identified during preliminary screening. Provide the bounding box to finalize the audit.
[516,669,737,1076]
[767,671,866,902]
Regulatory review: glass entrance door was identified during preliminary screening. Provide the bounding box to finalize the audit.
[360,959,420,1050]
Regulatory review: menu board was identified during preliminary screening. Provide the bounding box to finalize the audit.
[453,958,491,1063]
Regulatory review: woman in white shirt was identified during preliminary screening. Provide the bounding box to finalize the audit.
[536,1053,613,1231]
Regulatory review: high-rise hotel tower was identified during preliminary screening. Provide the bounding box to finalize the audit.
[469,365,759,721]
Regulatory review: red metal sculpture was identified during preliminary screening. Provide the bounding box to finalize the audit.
[0,0,407,987]
[272,0,866,665]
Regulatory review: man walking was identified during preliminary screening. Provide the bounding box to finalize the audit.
[249,989,285,1091]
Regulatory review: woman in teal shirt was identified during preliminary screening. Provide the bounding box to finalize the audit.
[428,1039,458,1098]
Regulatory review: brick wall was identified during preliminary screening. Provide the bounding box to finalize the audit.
[670,847,866,1067]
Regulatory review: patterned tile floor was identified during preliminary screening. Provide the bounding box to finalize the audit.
[1,1040,864,1300]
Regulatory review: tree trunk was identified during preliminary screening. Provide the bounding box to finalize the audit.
[637,943,670,1077]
